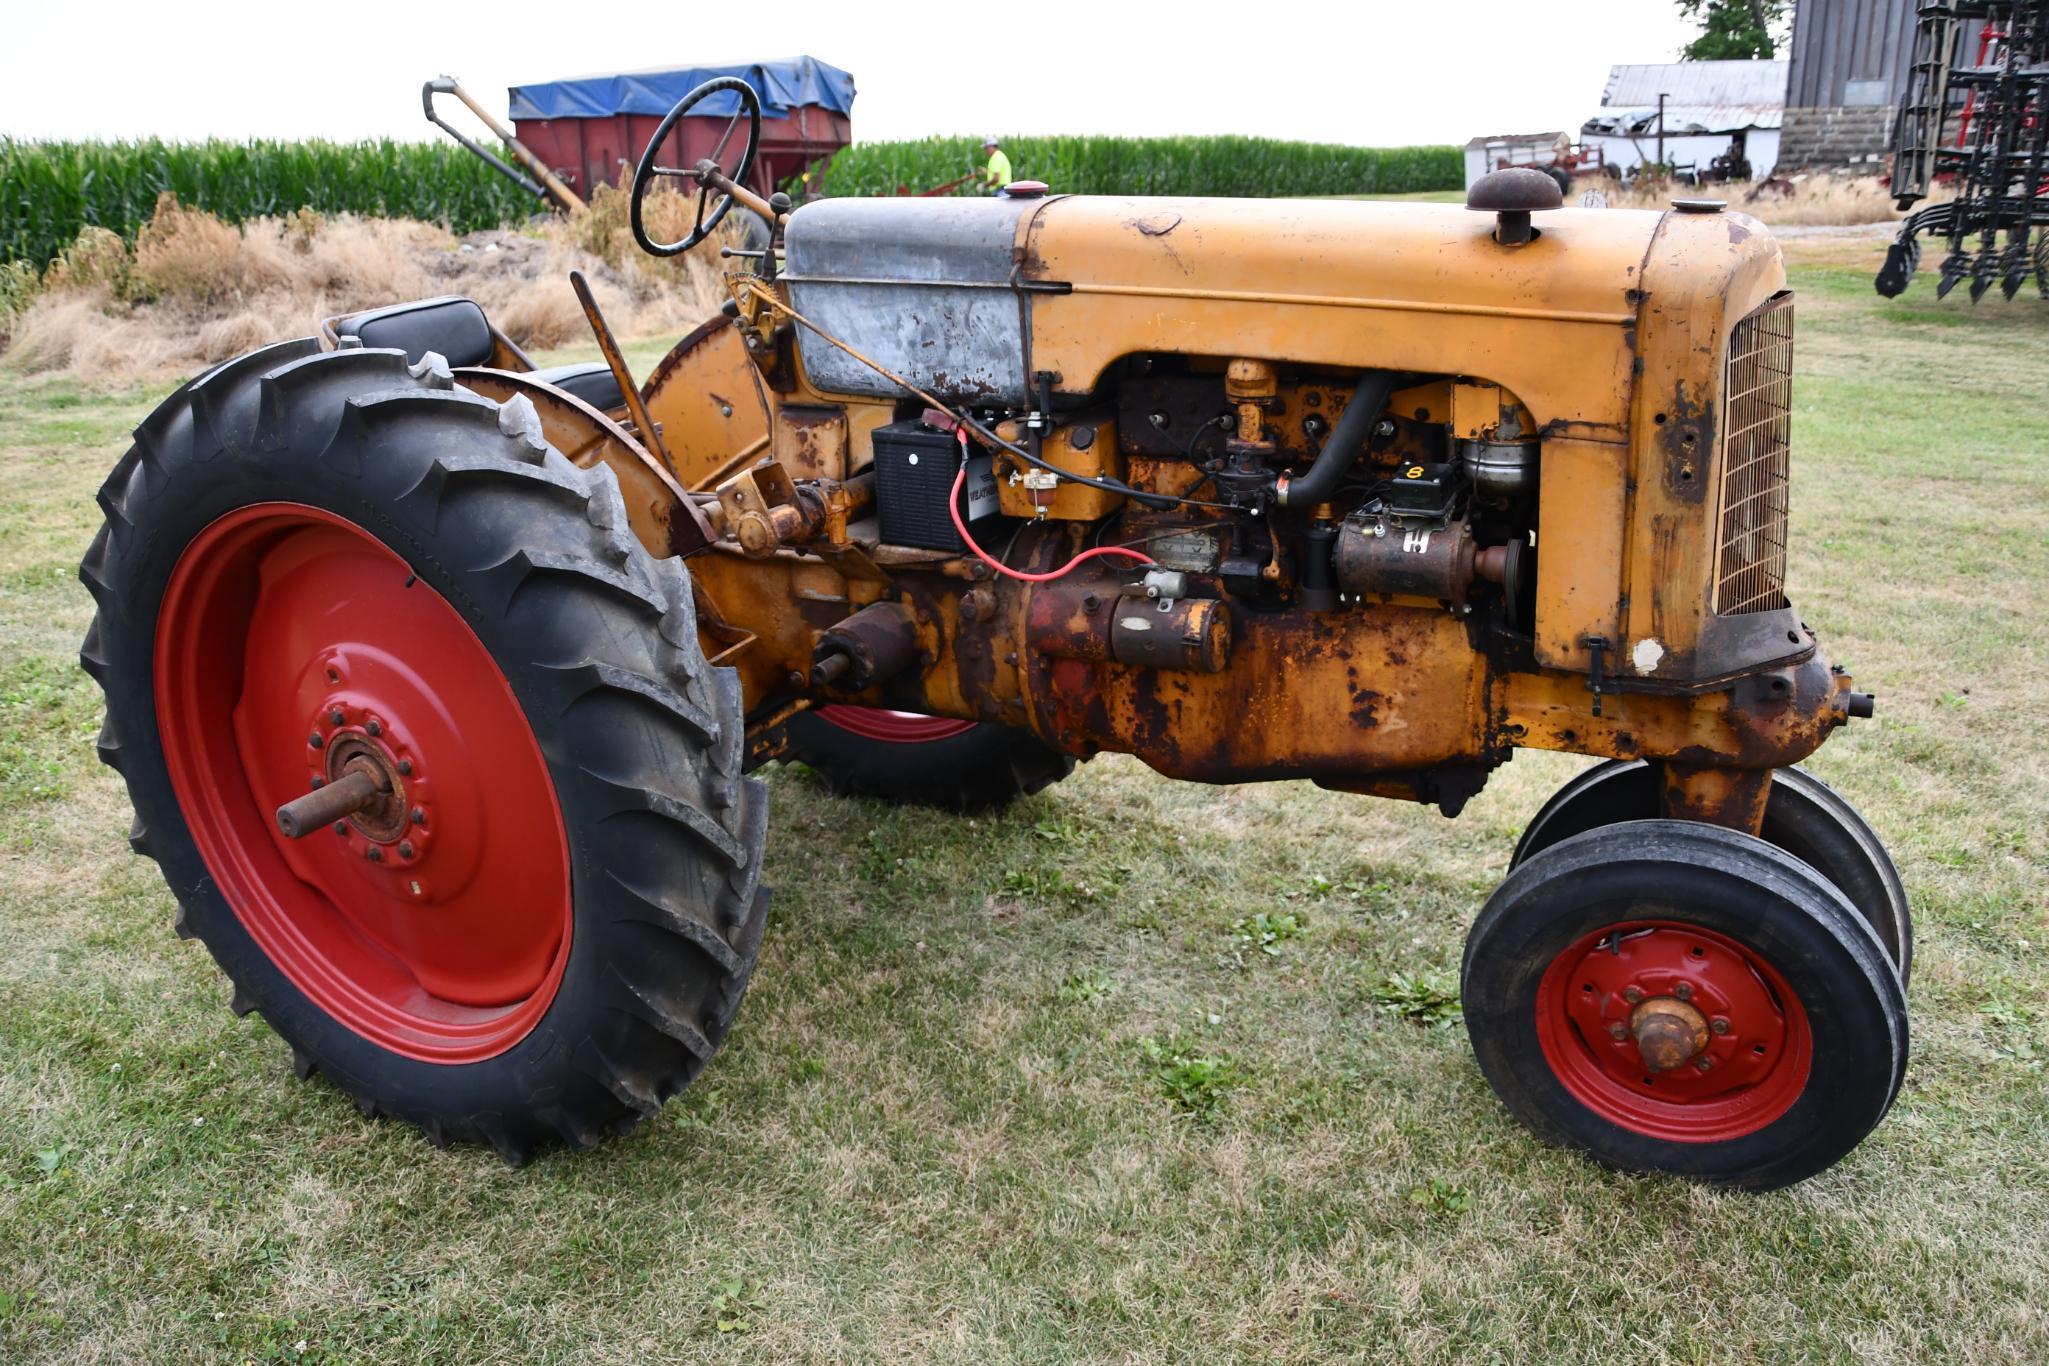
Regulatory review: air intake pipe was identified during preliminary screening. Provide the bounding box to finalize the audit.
[1274,370,1398,509]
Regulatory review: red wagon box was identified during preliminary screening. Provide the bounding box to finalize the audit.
[506,56,855,199]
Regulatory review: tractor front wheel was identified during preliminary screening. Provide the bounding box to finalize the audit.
[80,340,768,1161]
[1462,820,1907,1189]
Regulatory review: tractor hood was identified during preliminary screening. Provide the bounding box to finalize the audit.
[780,193,1777,431]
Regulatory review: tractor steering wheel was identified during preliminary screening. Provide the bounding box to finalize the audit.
[629,77,762,257]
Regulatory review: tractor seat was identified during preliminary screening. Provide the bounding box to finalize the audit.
[333,296,624,411]
[335,296,495,368]
[525,361,625,412]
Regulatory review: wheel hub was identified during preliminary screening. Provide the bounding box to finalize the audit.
[294,695,433,859]
[1534,920,1812,1142]
[1628,995,1710,1072]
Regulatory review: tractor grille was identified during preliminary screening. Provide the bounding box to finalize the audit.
[1715,292,1795,615]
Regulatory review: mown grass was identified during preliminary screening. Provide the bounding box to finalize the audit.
[0,267,2044,1361]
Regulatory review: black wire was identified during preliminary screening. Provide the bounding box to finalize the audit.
[1176,412,1233,500]
[956,412,1236,512]
[1182,412,1231,461]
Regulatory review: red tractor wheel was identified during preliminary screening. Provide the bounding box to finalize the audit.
[1462,820,1907,1189]
[779,706,1072,812]
[79,340,768,1161]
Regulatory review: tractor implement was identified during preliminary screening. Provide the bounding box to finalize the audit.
[82,80,1909,1190]
[1879,1,2049,300]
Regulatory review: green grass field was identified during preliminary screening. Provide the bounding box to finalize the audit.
[1,265,2045,1362]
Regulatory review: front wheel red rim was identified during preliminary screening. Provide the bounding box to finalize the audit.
[814,705,976,744]
[1534,920,1812,1142]
[154,503,572,1064]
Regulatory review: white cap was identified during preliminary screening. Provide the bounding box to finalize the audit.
[981,136,999,148]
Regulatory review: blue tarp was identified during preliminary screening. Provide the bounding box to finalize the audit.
[508,56,855,122]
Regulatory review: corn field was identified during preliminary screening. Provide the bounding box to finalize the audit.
[809,135,1463,199]
[1,139,538,269]
[2,134,1465,271]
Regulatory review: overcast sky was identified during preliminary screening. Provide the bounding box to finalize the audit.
[1,1,1702,147]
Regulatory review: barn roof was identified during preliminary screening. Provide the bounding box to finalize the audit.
[1602,60,1789,108]
[1463,131,1568,148]
[1585,60,1789,135]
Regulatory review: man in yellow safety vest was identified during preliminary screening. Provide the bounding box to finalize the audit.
[980,137,1012,193]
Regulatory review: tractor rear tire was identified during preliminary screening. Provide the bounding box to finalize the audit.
[779,707,1073,812]
[1463,820,1908,1190]
[1511,760,1912,984]
[79,340,769,1162]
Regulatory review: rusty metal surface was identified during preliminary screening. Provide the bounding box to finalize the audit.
[275,768,385,840]
[640,314,775,491]
[1630,995,1712,1072]
[499,192,1864,819]
[1108,596,1232,673]
[1333,517,1482,605]
[995,413,1126,521]
[569,270,677,481]
[453,368,715,557]
[813,602,918,690]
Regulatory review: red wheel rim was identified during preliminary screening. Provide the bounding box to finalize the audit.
[1534,920,1812,1142]
[814,705,975,744]
[154,503,571,1063]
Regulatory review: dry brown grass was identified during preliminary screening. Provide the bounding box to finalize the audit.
[1589,172,1947,227]
[0,192,732,380]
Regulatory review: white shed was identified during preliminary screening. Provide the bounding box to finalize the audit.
[1463,131,1570,189]
[1581,60,1788,179]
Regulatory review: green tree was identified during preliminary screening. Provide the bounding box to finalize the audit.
[1677,0,1790,60]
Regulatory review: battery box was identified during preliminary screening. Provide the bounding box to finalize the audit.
[872,421,1000,551]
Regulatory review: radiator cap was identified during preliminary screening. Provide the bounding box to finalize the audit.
[1672,198,1727,213]
[1000,180,1049,198]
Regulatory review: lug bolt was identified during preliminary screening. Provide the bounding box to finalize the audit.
[310,776,325,790]
[1608,1022,1628,1041]
[365,719,383,737]
[410,807,426,826]
[1710,1017,1730,1035]
[1673,982,1693,1002]
[1622,985,1644,1005]
[332,821,348,836]
[329,708,346,726]
[309,731,324,749]
[398,840,416,860]
[397,759,413,776]
[1694,1056,1714,1072]
[365,847,383,863]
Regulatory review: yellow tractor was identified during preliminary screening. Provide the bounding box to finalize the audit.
[81,79,1907,1188]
